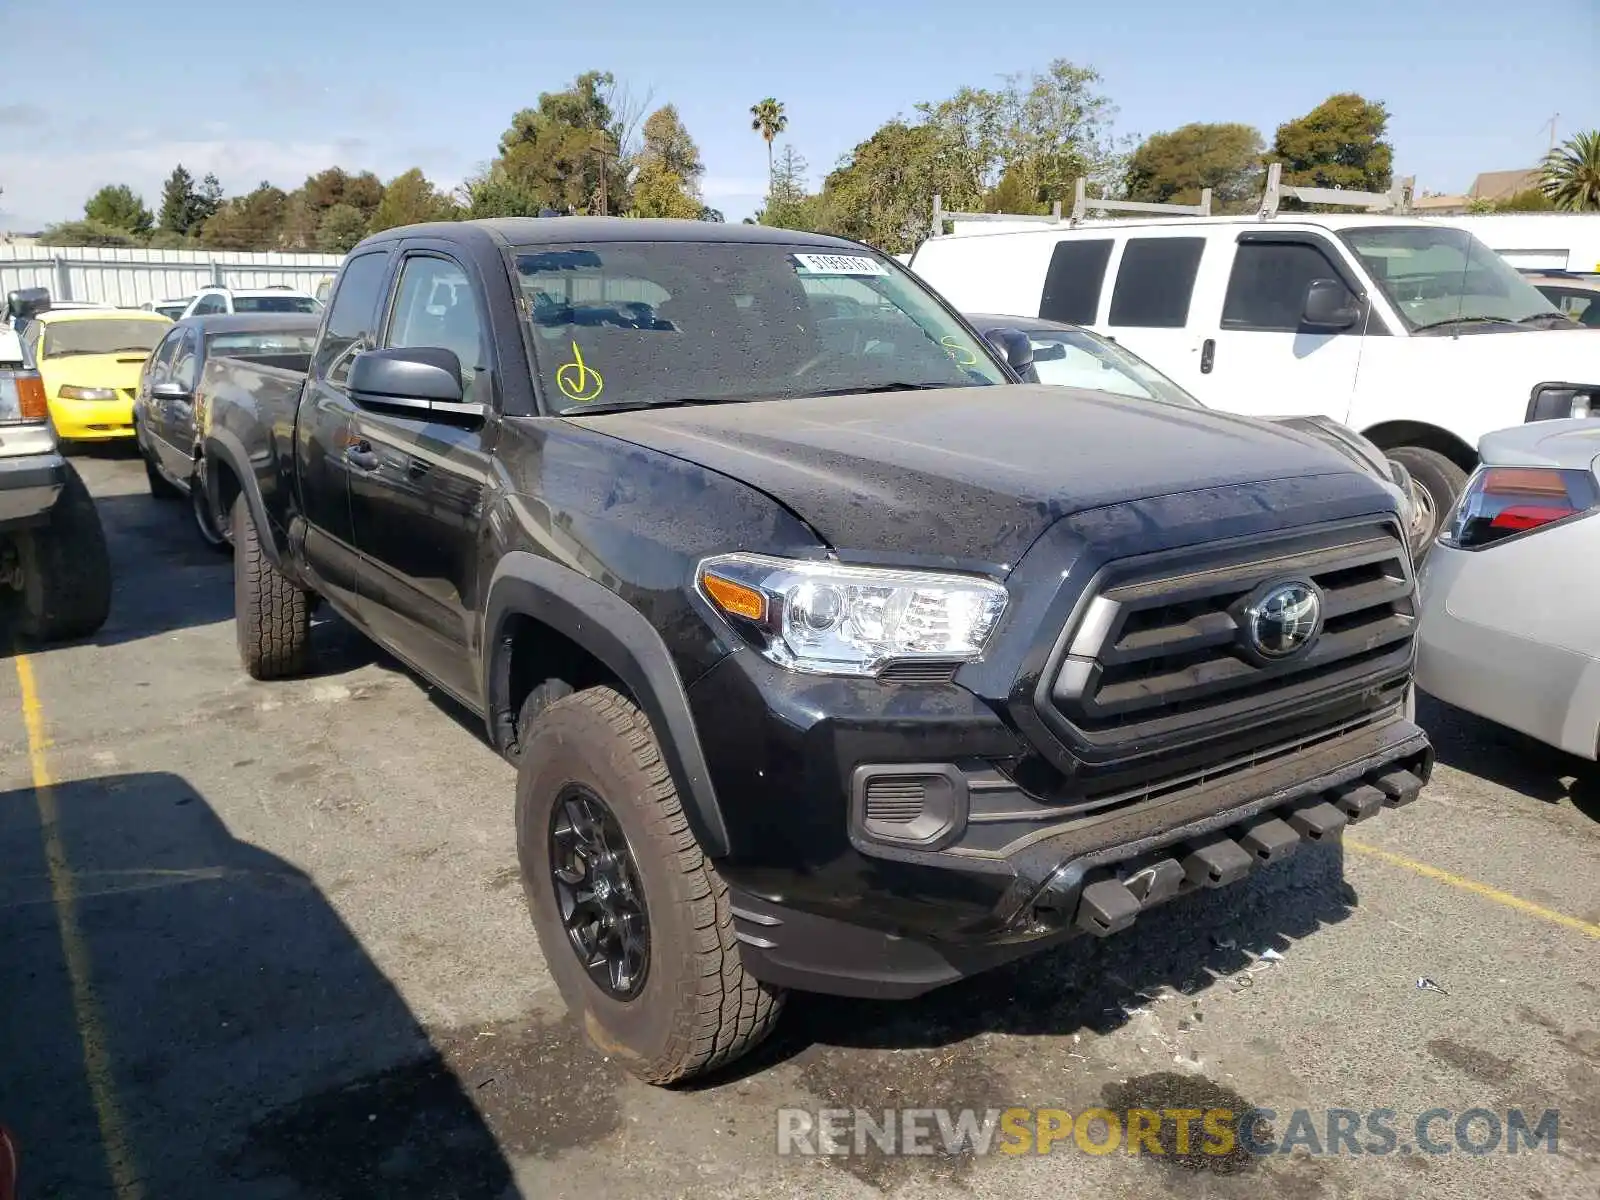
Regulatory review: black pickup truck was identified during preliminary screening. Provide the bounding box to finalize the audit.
[200,218,1431,1083]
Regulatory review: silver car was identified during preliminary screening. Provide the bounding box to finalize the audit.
[1417,418,1600,758]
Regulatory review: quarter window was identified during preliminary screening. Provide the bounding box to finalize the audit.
[171,329,201,391]
[1223,241,1350,332]
[1107,237,1205,328]
[1039,239,1112,325]
[313,251,390,383]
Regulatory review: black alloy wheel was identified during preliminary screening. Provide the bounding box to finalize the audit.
[548,785,651,1000]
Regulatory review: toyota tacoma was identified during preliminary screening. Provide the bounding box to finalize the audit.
[200,218,1432,1083]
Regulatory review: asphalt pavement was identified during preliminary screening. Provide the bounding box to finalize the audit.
[3,450,1597,1200]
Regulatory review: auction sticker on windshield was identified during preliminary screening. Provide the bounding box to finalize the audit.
[793,253,887,276]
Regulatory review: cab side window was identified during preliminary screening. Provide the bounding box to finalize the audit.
[147,327,183,384]
[170,329,201,391]
[313,251,391,385]
[385,255,490,404]
[1223,241,1352,332]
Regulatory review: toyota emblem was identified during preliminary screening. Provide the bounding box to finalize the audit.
[1244,580,1323,661]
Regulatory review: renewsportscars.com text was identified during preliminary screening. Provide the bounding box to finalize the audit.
[776,1106,1560,1158]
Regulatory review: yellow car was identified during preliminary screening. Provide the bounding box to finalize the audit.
[20,308,172,443]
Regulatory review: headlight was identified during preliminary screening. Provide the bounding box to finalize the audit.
[1526,383,1598,422]
[58,385,118,401]
[695,552,1008,676]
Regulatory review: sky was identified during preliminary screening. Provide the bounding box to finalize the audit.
[1,0,1596,232]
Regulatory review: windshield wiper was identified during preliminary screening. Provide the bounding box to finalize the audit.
[1517,312,1577,329]
[798,381,955,398]
[562,397,723,416]
[1410,315,1519,333]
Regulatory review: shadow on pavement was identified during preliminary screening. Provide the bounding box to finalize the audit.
[0,772,519,1199]
[1418,692,1600,823]
[697,838,1357,1086]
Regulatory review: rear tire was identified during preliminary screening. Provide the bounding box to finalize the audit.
[143,451,181,500]
[1386,445,1467,561]
[16,462,112,643]
[515,686,785,1084]
[233,494,310,679]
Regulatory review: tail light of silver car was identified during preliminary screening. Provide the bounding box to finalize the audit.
[0,368,49,426]
[1526,383,1598,422]
[1440,466,1600,550]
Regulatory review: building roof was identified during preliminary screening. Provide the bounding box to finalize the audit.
[1468,169,1541,201]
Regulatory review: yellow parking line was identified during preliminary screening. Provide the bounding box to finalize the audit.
[1346,838,1600,939]
[14,655,144,1199]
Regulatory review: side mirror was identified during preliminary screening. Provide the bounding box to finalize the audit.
[348,347,482,424]
[983,327,1036,377]
[6,287,51,322]
[1302,279,1360,331]
[151,381,192,403]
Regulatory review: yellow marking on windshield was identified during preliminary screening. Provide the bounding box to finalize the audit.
[940,336,978,366]
[555,340,604,403]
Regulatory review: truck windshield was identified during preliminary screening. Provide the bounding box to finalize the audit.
[40,319,168,358]
[232,295,321,314]
[512,241,1009,413]
[1340,225,1563,332]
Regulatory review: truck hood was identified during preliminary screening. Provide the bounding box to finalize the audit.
[564,385,1367,567]
[1389,327,1600,387]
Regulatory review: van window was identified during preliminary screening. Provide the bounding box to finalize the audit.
[1222,241,1348,332]
[1108,238,1205,328]
[1039,239,1112,325]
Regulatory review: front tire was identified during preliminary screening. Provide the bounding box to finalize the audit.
[1387,446,1467,558]
[233,493,310,679]
[515,686,785,1084]
[16,461,112,642]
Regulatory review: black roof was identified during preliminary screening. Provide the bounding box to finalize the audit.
[358,216,866,252]
[175,313,322,335]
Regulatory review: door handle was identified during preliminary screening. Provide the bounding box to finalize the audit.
[345,444,380,471]
[1200,338,1216,375]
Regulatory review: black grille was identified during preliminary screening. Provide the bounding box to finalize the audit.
[863,778,928,824]
[1045,521,1415,758]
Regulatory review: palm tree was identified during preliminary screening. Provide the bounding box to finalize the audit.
[750,98,788,184]
[1540,130,1600,211]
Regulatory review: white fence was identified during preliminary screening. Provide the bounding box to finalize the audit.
[0,244,345,308]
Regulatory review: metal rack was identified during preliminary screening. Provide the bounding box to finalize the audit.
[930,164,1418,237]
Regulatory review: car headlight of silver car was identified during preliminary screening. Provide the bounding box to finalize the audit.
[1526,383,1598,423]
[696,553,1008,676]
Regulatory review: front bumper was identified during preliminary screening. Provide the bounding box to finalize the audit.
[1418,539,1600,759]
[50,394,135,440]
[689,649,1430,999]
[0,449,68,529]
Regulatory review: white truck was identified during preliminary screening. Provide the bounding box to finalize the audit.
[908,173,1600,542]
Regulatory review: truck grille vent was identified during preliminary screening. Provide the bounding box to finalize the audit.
[879,660,961,684]
[863,778,929,824]
[1047,521,1415,756]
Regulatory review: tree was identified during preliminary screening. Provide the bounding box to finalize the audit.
[1125,122,1264,211]
[816,121,963,254]
[631,105,705,219]
[750,98,788,183]
[1540,130,1600,212]
[641,105,704,183]
[1493,187,1556,213]
[757,144,819,231]
[158,165,200,235]
[1268,93,1393,199]
[193,173,224,227]
[38,219,139,248]
[316,203,369,252]
[200,181,289,250]
[487,71,635,216]
[370,168,458,231]
[83,184,153,236]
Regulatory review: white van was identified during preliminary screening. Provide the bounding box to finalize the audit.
[909,213,1600,536]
